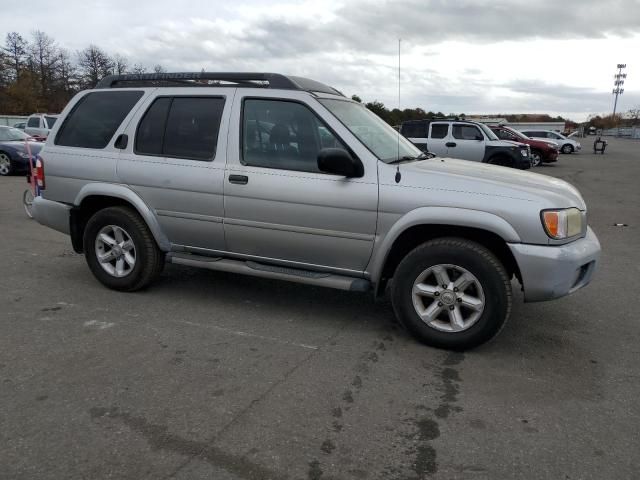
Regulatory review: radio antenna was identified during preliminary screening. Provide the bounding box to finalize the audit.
[395,38,402,183]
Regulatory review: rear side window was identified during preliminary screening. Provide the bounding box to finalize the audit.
[45,116,57,128]
[27,117,40,128]
[430,124,448,139]
[56,91,143,148]
[401,122,427,138]
[135,96,225,161]
[453,124,482,140]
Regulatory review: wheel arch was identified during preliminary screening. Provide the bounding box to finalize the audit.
[370,208,522,297]
[70,184,170,254]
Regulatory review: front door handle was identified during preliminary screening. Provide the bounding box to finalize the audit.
[446,142,457,148]
[229,174,249,185]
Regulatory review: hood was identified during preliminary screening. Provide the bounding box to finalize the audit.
[490,139,527,148]
[400,157,586,209]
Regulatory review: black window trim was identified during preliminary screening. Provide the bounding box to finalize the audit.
[239,96,359,174]
[54,90,144,149]
[133,94,226,162]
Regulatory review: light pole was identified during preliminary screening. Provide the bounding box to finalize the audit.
[612,63,627,118]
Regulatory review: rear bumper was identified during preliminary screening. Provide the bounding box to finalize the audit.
[509,226,601,302]
[32,196,71,235]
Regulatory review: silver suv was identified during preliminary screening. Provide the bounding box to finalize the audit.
[31,72,601,350]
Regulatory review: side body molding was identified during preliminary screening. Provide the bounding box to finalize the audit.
[368,206,522,284]
[74,183,171,252]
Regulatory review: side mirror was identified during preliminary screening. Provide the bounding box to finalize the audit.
[475,135,484,141]
[317,148,364,178]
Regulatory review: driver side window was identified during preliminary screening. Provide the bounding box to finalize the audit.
[242,99,348,173]
[453,125,483,140]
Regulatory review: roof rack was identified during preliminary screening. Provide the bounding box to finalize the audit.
[95,72,344,96]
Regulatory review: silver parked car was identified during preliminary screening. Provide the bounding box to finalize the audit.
[521,129,581,154]
[31,72,601,350]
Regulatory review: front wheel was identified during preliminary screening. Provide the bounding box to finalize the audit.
[561,144,574,154]
[83,206,165,291]
[391,238,512,350]
[530,150,543,167]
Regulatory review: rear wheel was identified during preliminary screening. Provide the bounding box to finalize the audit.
[561,144,574,154]
[391,238,512,350]
[23,189,34,218]
[83,206,164,291]
[0,153,12,176]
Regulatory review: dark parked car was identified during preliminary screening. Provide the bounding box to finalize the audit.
[0,126,42,176]
[490,125,559,167]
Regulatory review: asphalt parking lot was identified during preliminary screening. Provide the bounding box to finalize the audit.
[1,138,639,480]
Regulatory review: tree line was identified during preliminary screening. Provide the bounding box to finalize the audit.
[0,30,166,115]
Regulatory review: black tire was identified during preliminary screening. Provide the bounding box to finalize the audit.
[0,152,13,176]
[561,144,574,154]
[83,206,164,291]
[530,150,543,167]
[486,155,512,168]
[391,237,512,350]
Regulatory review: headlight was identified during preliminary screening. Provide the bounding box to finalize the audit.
[520,149,528,157]
[541,208,583,239]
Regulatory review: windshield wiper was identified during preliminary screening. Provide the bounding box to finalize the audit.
[387,152,432,164]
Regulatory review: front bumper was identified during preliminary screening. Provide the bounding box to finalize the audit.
[543,150,558,162]
[508,226,601,302]
[32,196,71,235]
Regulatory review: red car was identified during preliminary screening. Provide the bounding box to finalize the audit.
[490,125,559,167]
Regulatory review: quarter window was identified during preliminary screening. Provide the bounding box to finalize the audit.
[453,125,483,140]
[402,122,427,138]
[135,96,225,161]
[56,91,143,149]
[242,99,349,173]
[430,124,448,139]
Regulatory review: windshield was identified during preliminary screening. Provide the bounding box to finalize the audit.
[478,123,499,141]
[45,116,58,128]
[505,127,529,139]
[319,99,422,162]
[0,127,30,142]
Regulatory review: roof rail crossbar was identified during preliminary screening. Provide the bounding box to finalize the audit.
[95,72,344,96]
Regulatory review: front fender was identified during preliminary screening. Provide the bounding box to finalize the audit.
[74,183,171,251]
[368,206,521,284]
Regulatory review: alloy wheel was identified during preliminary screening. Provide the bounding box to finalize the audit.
[411,264,485,332]
[94,225,137,278]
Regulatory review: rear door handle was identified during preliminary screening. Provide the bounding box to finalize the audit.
[446,142,457,148]
[228,174,249,185]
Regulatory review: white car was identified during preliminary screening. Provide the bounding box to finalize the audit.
[24,113,59,139]
[521,130,581,154]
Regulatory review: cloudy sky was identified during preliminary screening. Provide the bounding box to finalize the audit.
[4,0,640,121]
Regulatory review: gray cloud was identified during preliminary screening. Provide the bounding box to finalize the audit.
[2,0,639,120]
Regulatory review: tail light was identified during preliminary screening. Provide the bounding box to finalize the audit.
[35,158,45,190]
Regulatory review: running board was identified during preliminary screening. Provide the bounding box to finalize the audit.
[166,253,370,292]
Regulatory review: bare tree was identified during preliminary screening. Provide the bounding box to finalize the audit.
[153,64,166,73]
[113,54,128,75]
[130,63,147,74]
[77,45,114,87]
[3,32,27,81]
[29,30,60,101]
